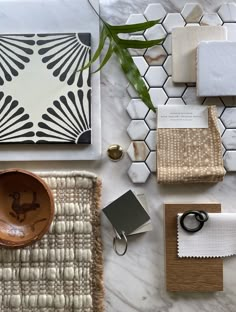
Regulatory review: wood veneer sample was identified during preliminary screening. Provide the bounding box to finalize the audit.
[165,203,223,292]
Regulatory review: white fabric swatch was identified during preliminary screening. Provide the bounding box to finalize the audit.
[178,213,236,257]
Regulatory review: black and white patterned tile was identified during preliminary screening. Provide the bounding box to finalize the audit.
[0,33,91,144]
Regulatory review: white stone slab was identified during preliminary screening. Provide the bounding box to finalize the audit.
[172,26,227,83]
[0,0,101,160]
[197,41,236,97]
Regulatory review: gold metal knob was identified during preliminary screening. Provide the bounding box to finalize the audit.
[107,144,124,161]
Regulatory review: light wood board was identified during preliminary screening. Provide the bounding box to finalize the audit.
[165,203,223,292]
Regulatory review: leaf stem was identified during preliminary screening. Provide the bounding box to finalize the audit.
[87,0,107,25]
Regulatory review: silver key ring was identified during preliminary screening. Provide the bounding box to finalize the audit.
[113,230,128,256]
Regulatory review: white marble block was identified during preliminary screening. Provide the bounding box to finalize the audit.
[197,41,236,96]
[172,26,227,83]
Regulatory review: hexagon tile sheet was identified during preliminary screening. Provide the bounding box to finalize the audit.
[126,2,236,183]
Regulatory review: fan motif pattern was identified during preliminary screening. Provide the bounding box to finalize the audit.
[0,33,91,144]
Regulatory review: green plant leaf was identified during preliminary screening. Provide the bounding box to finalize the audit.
[93,40,114,73]
[106,19,161,33]
[79,0,166,111]
[80,26,108,71]
[113,44,155,112]
[117,38,164,49]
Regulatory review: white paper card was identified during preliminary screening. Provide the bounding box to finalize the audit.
[157,105,208,129]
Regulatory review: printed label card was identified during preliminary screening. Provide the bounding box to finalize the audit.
[158,105,208,129]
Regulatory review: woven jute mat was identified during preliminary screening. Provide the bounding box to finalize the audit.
[0,171,104,312]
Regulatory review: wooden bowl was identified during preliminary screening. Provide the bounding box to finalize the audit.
[0,169,54,248]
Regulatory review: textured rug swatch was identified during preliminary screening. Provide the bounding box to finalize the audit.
[0,171,103,312]
[157,106,225,183]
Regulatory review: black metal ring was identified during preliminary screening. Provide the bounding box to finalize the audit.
[195,210,209,223]
[180,210,209,233]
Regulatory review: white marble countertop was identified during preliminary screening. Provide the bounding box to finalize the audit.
[1,0,236,311]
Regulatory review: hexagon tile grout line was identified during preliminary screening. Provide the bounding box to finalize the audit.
[126,2,236,184]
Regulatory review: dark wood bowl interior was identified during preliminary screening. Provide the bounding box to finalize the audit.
[0,169,54,247]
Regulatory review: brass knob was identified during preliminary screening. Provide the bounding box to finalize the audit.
[107,144,124,161]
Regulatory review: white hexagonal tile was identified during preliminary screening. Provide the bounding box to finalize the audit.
[127,120,149,140]
[203,98,225,117]
[163,13,185,33]
[127,141,150,161]
[128,35,146,56]
[200,13,223,26]
[145,110,156,130]
[128,163,150,183]
[223,23,236,41]
[144,24,167,41]
[126,99,149,119]
[218,3,236,22]
[182,87,204,105]
[144,3,166,22]
[222,129,236,149]
[222,144,226,156]
[132,56,148,76]
[163,34,172,54]
[221,108,236,128]
[149,88,168,107]
[224,151,236,171]
[181,3,203,23]
[218,118,225,136]
[144,45,167,65]
[163,77,186,97]
[166,98,185,105]
[145,66,167,87]
[221,96,236,107]
[127,83,137,98]
[145,130,157,151]
[126,14,147,34]
[163,55,172,75]
[145,151,156,172]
